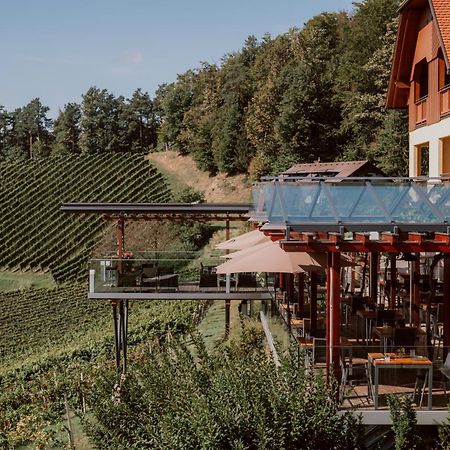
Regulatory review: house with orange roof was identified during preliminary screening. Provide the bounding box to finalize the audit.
[387,0,450,177]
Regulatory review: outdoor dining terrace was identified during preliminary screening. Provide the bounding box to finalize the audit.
[266,282,448,413]
[87,255,272,301]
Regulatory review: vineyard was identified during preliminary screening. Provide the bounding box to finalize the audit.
[0,283,106,362]
[0,154,171,283]
[0,279,206,370]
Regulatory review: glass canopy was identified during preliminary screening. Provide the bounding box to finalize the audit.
[251,178,450,232]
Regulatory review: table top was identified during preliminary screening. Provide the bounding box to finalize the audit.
[290,318,304,327]
[373,325,425,338]
[280,303,294,311]
[368,352,432,366]
[297,336,351,348]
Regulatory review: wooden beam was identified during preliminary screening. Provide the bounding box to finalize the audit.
[443,256,450,359]
[328,252,341,380]
[412,257,421,327]
[310,271,318,330]
[390,255,397,309]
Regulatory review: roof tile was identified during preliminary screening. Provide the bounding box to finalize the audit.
[431,0,450,60]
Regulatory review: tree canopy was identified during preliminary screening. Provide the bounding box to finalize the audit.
[0,0,407,176]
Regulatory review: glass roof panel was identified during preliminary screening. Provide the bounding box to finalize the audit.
[254,179,450,230]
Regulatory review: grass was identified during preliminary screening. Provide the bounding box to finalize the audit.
[0,271,55,291]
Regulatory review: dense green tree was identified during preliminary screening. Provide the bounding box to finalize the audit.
[0,106,8,159]
[4,98,53,159]
[274,13,347,171]
[339,1,400,160]
[79,87,121,154]
[126,88,158,152]
[179,63,220,173]
[154,71,198,153]
[53,102,81,154]
[212,36,260,174]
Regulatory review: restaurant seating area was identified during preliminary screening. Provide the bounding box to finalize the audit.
[271,258,449,411]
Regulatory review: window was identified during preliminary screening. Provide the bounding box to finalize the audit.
[438,52,450,90]
[414,59,429,101]
[415,144,429,176]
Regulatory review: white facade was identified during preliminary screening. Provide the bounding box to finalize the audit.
[409,115,450,177]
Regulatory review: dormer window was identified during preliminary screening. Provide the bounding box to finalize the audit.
[438,51,450,91]
[414,59,429,102]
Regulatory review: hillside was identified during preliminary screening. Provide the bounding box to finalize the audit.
[148,150,251,203]
[0,154,171,283]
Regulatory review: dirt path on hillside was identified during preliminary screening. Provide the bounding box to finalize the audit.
[147,151,251,203]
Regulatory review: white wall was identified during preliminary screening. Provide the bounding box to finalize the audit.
[409,115,450,177]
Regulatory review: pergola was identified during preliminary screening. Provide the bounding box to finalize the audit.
[252,177,450,375]
[61,201,252,375]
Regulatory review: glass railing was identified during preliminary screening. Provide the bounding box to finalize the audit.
[88,257,273,294]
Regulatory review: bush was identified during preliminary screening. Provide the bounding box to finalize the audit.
[83,330,362,449]
[388,394,419,450]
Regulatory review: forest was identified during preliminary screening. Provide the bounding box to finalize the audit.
[0,0,407,178]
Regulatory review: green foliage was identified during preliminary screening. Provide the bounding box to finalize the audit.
[439,404,450,449]
[388,394,419,450]
[53,102,81,155]
[0,154,171,282]
[155,0,405,177]
[0,298,203,448]
[1,98,53,160]
[83,332,362,450]
[170,188,215,251]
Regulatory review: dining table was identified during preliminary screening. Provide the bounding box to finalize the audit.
[368,352,432,410]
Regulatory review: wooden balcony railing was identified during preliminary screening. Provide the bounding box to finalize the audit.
[440,86,450,117]
[415,97,428,125]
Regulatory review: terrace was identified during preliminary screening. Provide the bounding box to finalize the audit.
[248,176,450,422]
[63,178,450,421]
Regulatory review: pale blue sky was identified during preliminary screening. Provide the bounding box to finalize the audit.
[1,0,355,117]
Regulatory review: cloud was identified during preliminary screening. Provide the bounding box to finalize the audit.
[127,51,144,64]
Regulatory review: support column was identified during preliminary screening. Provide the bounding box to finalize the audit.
[117,217,125,274]
[390,255,397,309]
[225,299,231,337]
[443,256,450,359]
[112,301,121,380]
[310,271,318,330]
[326,254,332,369]
[328,252,341,379]
[297,273,305,317]
[225,219,231,337]
[411,257,421,327]
[369,252,379,304]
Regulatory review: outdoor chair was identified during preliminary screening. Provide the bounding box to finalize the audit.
[392,327,417,351]
[339,358,371,406]
[432,303,444,360]
[375,309,397,327]
[237,273,257,288]
[412,370,429,409]
[312,337,326,365]
[309,328,326,339]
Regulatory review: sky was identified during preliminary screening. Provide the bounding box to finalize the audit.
[1,0,355,117]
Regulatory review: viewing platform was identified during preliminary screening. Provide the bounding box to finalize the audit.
[87,256,273,301]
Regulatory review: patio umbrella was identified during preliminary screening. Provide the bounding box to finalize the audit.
[215,229,270,250]
[216,241,355,274]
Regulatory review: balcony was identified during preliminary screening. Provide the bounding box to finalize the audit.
[88,256,273,300]
[440,86,450,117]
[415,96,428,125]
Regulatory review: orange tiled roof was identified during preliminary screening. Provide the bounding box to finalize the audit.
[431,0,450,62]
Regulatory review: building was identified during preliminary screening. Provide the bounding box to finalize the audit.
[387,0,450,177]
[281,160,385,180]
